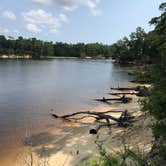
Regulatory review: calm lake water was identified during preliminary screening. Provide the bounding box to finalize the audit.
[0,59,133,164]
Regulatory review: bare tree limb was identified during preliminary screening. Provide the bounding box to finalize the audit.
[51,111,122,123]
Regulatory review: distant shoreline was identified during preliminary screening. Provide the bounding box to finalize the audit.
[0,55,110,60]
[0,55,32,59]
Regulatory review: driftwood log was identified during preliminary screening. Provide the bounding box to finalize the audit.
[95,96,132,104]
[110,86,150,97]
[51,110,134,133]
[110,87,139,91]
[89,124,100,134]
[108,92,138,96]
[52,110,119,123]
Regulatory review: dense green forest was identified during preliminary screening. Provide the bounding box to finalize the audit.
[110,27,149,64]
[142,2,166,165]
[110,3,165,66]
[0,36,111,58]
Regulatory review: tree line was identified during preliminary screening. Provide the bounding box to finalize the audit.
[110,27,149,64]
[0,36,112,58]
[142,2,166,165]
[110,4,165,66]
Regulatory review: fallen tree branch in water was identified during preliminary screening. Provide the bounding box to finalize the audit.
[110,86,150,97]
[51,110,135,129]
[95,96,132,104]
[108,92,138,96]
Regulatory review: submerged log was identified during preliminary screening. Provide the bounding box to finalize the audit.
[110,86,150,97]
[95,99,112,105]
[95,96,132,104]
[110,86,139,91]
[108,92,138,96]
[110,86,147,91]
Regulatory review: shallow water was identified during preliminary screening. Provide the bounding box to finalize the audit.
[0,59,133,164]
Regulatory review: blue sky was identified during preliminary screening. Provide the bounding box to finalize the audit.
[0,0,163,44]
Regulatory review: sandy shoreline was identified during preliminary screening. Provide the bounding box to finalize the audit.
[11,84,153,166]
[0,55,111,60]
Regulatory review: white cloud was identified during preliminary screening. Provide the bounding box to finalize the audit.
[26,24,42,33]
[0,27,10,33]
[31,0,53,6]
[2,10,16,20]
[31,0,101,16]
[23,9,68,33]
[85,0,101,16]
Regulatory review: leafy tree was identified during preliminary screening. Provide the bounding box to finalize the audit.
[0,36,112,58]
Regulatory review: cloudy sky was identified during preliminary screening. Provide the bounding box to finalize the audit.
[0,0,163,44]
